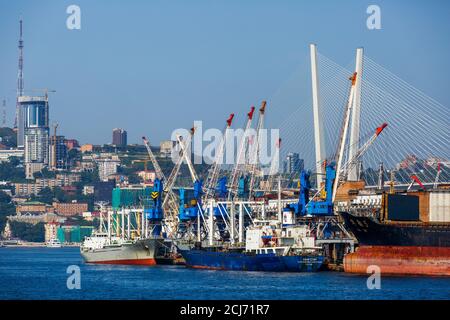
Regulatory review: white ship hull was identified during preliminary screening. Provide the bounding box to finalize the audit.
[81,238,162,265]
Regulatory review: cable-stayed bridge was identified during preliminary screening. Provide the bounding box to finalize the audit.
[268,45,450,188]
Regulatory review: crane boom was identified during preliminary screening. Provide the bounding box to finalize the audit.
[142,136,179,233]
[142,136,165,180]
[338,122,388,183]
[247,101,266,200]
[332,73,358,203]
[434,162,441,189]
[176,133,199,183]
[228,106,255,201]
[203,113,235,201]
[163,128,196,207]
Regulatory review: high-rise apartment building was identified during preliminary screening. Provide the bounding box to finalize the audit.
[112,128,127,147]
[49,135,68,170]
[20,96,49,179]
[284,152,304,175]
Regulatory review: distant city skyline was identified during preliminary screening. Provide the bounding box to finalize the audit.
[0,0,449,146]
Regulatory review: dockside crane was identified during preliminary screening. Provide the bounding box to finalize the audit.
[228,106,255,201]
[202,113,235,202]
[332,72,358,203]
[142,136,179,234]
[337,123,388,186]
[434,162,442,189]
[407,174,426,191]
[162,127,196,209]
[247,101,267,200]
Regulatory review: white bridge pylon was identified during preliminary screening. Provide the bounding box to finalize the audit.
[310,44,364,185]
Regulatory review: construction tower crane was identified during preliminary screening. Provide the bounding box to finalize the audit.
[228,106,255,201]
[247,101,267,200]
[50,122,59,170]
[202,113,235,201]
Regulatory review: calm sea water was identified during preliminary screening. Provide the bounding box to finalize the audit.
[0,247,449,300]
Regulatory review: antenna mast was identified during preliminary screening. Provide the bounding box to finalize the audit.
[15,18,24,129]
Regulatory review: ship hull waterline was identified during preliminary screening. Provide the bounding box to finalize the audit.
[340,212,450,276]
[81,238,162,266]
[180,249,324,272]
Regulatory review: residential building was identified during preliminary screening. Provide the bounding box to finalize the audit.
[64,139,79,150]
[44,222,59,242]
[97,156,120,181]
[137,170,156,184]
[284,152,304,175]
[20,96,50,179]
[0,149,24,162]
[53,201,89,217]
[112,128,127,147]
[16,201,53,215]
[80,144,93,153]
[49,135,68,170]
[13,173,81,196]
[83,185,95,195]
[160,140,175,156]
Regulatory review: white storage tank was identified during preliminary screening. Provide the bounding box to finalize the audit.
[429,191,450,222]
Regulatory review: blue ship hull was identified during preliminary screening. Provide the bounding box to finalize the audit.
[180,249,324,272]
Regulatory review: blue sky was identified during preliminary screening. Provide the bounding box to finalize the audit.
[0,0,449,145]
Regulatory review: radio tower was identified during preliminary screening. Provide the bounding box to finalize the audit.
[15,18,24,129]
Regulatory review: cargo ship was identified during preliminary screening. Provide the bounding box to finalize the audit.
[80,232,163,265]
[179,222,324,272]
[341,191,450,276]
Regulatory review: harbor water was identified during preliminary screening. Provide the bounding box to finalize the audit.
[1,247,449,300]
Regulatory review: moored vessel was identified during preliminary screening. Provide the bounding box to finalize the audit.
[341,191,450,276]
[80,232,162,265]
[180,221,324,272]
[46,238,62,248]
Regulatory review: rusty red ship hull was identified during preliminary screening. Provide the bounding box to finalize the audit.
[340,212,450,276]
[344,246,450,276]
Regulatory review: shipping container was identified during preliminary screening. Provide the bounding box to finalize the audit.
[384,194,420,221]
[429,191,450,222]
